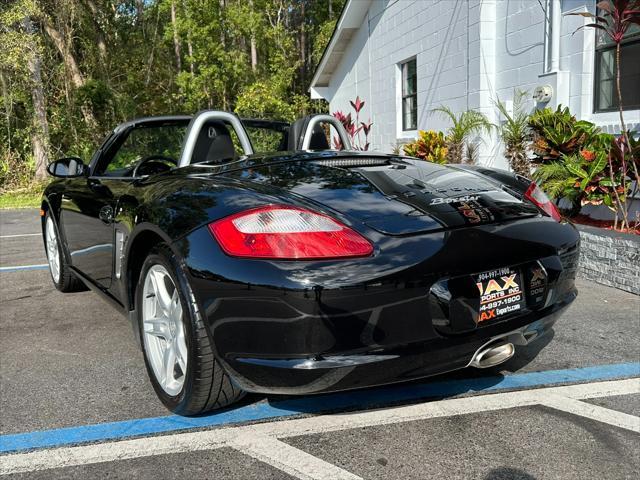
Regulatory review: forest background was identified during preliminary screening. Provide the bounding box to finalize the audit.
[0,0,344,205]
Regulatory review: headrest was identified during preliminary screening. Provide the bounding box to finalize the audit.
[287,115,330,151]
[192,120,236,164]
[308,123,330,150]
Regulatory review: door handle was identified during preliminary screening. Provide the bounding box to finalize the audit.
[99,205,114,224]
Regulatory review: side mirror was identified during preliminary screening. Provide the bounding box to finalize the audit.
[47,157,88,178]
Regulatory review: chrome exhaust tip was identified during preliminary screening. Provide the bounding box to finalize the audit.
[469,342,515,369]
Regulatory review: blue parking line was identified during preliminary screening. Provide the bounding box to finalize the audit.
[0,362,638,454]
[0,264,48,273]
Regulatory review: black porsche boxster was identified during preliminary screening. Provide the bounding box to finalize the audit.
[41,111,579,414]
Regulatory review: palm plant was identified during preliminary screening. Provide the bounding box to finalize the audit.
[494,91,532,177]
[533,160,582,216]
[433,106,492,164]
[465,141,479,165]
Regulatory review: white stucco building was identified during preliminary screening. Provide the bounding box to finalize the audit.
[310,0,640,168]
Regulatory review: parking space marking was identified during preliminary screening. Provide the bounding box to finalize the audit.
[0,265,48,273]
[0,233,40,238]
[250,378,640,439]
[541,394,640,432]
[1,378,637,476]
[1,362,638,455]
[233,434,363,480]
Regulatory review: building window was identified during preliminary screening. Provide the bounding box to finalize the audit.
[401,59,417,130]
[594,24,640,112]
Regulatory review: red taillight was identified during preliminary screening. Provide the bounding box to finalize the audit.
[208,205,373,259]
[524,182,562,222]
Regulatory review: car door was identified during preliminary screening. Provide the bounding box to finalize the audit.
[59,134,124,290]
[59,120,188,290]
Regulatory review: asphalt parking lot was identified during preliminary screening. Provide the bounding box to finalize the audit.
[1,208,639,479]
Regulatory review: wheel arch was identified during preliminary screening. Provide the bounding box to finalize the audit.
[40,198,50,238]
[40,195,56,232]
[40,194,73,264]
[124,226,175,312]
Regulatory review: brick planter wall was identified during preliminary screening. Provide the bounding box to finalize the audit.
[577,225,640,295]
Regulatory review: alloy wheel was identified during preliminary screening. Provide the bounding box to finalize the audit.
[45,216,61,283]
[142,265,188,396]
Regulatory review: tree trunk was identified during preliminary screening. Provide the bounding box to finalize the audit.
[144,7,161,87]
[135,0,144,25]
[615,42,631,230]
[249,0,257,71]
[83,0,108,64]
[250,36,257,71]
[43,19,84,89]
[25,20,50,181]
[219,0,227,109]
[42,17,98,131]
[446,141,464,164]
[170,1,182,72]
[187,38,195,75]
[0,70,11,152]
[299,1,306,82]
[181,0,195,75]
[329,0,333,19]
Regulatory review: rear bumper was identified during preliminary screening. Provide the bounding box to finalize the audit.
[219,292,574,394]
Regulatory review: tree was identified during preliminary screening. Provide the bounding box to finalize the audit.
[27,17,50,181]
[0,0,50,181]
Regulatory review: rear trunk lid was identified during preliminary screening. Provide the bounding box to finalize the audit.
[226,155,540,235]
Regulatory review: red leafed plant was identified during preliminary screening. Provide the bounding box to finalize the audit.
[568,0,640,231]
[569,1,640,171]
[332,96,373,150]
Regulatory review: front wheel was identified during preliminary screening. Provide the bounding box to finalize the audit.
[44,214,85,292]
[137,245,244,414]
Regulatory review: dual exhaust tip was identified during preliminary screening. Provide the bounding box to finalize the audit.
[469,341,515,369]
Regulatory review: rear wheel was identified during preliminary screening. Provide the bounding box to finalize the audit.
[137,245,244,414]
[45,214,85,292]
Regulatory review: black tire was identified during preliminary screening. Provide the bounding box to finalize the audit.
[44,213,86,293]
[136,244,245,415]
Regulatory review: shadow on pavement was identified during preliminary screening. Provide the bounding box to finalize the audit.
[484,467,537,480]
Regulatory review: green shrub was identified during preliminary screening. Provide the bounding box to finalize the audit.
[403,130,448,164]
[528,106,599,163]
[0,149,35,192]
[534,129,637,220]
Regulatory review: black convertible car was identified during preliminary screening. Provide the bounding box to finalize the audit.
[42,111,579,414]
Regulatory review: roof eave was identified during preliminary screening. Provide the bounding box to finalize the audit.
[308,0,372,99]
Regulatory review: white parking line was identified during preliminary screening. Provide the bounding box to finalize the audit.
[0,233,40,239]
[541,394,640,432]
[234,434,363,480]
[1,378,638,477]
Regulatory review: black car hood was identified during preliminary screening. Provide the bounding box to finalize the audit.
[216,155,540,235]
